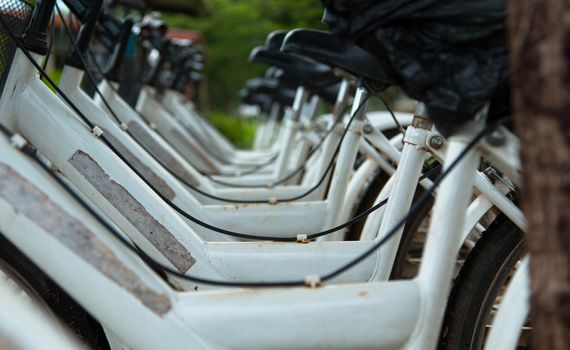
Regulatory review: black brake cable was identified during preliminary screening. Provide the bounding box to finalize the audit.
[202,89,404,186]
[202,110,342,179]
[85,32,280,177]
[376,93,405,135]
[25,9,439,244]
[0,104,505,287]
[58,7,357,206]
[39,11,55,79]
[30,10,401,242]
[200,95,364,189]
[2,10,505,276]
[0,12,506,286]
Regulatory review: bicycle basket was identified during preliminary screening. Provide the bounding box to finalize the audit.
[0,0,34,94]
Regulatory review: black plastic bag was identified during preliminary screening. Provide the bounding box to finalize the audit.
[321,0,509,136]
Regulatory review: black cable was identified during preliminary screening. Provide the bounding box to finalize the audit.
[19,11,394,241]
[320,118,507,281]
[0,105,504,288]
[64,9,348,204]
[39,12,55,79]
[376,93,405,135]
[178,104,355,204]
[209,90,405,187]
[200,153,277,177]
[200,111,341,178]
[13,9,427,243]
[7,10,431,245]
[0,13,507,287]
[206,96,367,189]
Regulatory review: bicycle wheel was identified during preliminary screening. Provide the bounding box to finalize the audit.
[439,214,528,350]
[346,169,391,240]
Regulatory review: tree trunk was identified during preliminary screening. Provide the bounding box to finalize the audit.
[507,0,570,348]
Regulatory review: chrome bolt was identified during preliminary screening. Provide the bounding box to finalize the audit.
[429,135,444,149]
[362,123,374,134]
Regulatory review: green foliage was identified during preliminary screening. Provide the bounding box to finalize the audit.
[41,68,62,93]
[163,0,325,113]
[206,112,258,149]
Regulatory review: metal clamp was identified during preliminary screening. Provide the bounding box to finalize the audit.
[10,134,28,149]
[91,126,104,138]
[403,127,430,149]
[304,275,321,288]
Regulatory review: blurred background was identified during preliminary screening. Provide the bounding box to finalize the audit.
[163,0,326,114]
[161,0,326,147]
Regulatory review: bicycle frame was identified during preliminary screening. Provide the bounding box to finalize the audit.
[0,100,495,348]
[136,84,306,179]
[0,1,528,347]
[59,65,383,239]
[95,78,376,203]
[0,281,79,349]
[4,51,450,289]
[3,46,523,276]
[161,91,275,165]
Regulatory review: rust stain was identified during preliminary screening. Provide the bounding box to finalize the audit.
[411,115,432,130]
[0,164,172,315]
[127,121,200,187]
[170,128,218,172]
[103,130,176,200]
[68,150,195,273]
[232,203,252,210]
[358,291,368,297]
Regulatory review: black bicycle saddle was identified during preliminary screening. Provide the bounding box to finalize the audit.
[281,29,395,87]
[249,46,340,89]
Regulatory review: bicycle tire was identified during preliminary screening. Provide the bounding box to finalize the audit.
[345,169,391,241]
[439,214,527,350]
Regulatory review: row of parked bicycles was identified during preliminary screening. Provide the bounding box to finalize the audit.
[0,0,529,349]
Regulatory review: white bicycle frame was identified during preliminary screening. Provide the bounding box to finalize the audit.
[2,47,524,283]
[61,65,393,240]
[0,281,79,350]
[95,78,386,203]
[253,100,281,150]
[2,51,401,285]
[161,91,275,164]
[0,102,517,349]
[136,84,299,178]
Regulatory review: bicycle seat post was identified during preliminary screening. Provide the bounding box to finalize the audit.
[369,103,432,278]
[410,108,488,350]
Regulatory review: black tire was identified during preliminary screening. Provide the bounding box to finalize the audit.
[389,187,433,279]
[0,233,110,349]
[346,170,391,241]
[346,128,401,241]
[439,214,527,350]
